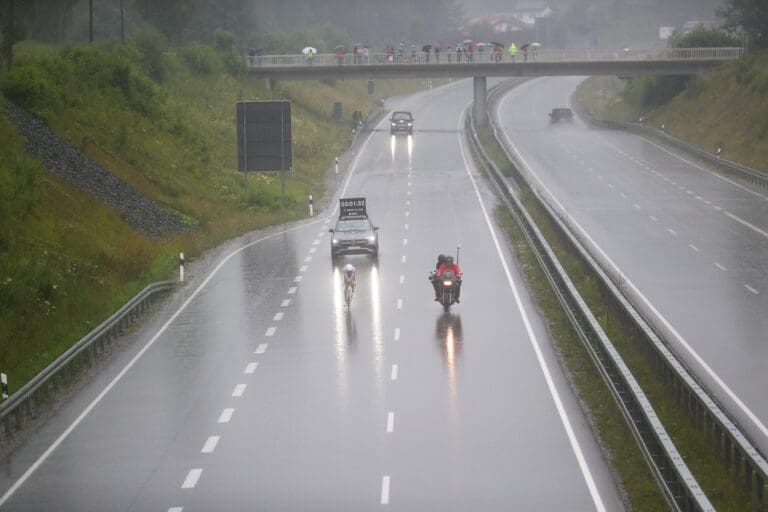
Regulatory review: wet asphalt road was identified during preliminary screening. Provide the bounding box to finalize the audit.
[0,80,624,511]
[495,76,768,454]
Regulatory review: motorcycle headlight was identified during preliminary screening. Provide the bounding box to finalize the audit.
[443,280,452,286]
[367,235,376,242]
[332,238,339,244]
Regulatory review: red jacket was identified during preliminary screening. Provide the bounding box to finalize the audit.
[437,262,461,278]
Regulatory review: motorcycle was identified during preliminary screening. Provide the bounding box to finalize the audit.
[436,269,460,312]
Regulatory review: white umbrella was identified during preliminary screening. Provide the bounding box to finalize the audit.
[302,47,317,55]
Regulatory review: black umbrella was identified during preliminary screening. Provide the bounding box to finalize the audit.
[491,41,504,47]
[422,44,432,52]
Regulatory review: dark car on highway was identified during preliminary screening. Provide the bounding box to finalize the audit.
[390,111,414,135]
[329,217,379,258]
[549,108,574,123]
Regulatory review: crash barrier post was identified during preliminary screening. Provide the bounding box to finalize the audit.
[0,281,174,441]
[486,81,768,510]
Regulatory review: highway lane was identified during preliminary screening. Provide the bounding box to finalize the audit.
[0,80,623,511]
[495,76,768,454]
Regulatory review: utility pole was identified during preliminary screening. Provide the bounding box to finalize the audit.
[5,0,14,72]
[89,0,93,43]
[120,0,124,42]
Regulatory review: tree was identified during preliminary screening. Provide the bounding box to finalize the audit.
[133,0,197,44]
[718,0,768,49]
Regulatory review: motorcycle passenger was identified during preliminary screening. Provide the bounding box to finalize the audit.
[343,263,356,294]
[436,256,462,303]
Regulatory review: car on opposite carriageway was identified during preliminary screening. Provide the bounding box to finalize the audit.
[390,111,414,135]
[549,108,574,123]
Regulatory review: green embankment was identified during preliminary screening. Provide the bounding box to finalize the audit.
[577,52,768,171]
[0,39,430,394]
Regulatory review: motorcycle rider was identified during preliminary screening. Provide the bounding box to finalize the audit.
[435,255,462,303]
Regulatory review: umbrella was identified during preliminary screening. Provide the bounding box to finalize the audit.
[491,41,504,47]
[302,46,317,55]
[520,43,530,50]
[334,45,345,51]
[422,44,432,52]
[530,42,542,48]
[462,39,473,45]
[475,42,486,49]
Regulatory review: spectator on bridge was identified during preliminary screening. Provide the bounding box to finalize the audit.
[434,45,440,63]
[363,46,370,64]
[411,45,417,62]
[456,44,463,62]
[508,42,518,63]
[521,43,530,62]
[398,43,405,63]
[335,46,346,65]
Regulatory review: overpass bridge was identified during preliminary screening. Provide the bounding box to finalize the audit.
[247,47,743,125]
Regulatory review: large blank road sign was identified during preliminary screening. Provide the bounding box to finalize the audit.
[236,100,292,172]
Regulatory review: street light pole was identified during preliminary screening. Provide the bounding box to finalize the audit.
[89,0,93,43]
[120,0,124,42]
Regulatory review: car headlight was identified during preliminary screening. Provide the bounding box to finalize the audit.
[443,280,452,286]
[391,122,396,126]
[367,235,376,242]
[407,122,412,126]
[332,238,339,244]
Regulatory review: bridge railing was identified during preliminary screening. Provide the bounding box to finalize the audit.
[246,47,743,68]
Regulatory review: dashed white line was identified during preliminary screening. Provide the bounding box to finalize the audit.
[714,262,727,271]
[181,469,203,489]
[713,205,722,211]
[381,476,390,505]
[399,275,405,284]
[403,238,408,246]
[404,223,409,230]
[688,244,699,252]
[265,327,277,337]
[300,265,308,272]
[650,216,658,222]
[288,287,297,294]
[394,328,401,341]
[281,299,291,307]
[391,364,398,380]
[608,184,614,189]
[619,192,627,199]
[386,412,395,433]
[407,181,412,187]
[396,299,402,310]
[232,384,246,397]
[218,408,234,423]
[667,228,677,236]
[293,275,303,283]
[201,436,220,454]
[406,190,411,195]
[273,312,284,321]
[695,195,703,201]
[704,200,712,205]
[312,239,320,245]
[245,362,258,374]
[255,343,268,354]
[406,200,410,206]
[401,255,406,263]
[745,284,760,295]
[633,204,640,210]
[405,211,410,217]
[304,256,312,263]
[309,247,317,254]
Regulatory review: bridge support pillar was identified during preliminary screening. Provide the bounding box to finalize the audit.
[473,77,488,126]
[265,77,275,91]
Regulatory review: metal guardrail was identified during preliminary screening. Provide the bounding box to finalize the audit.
[467,97,714,512]
[247,47,743,68]
[487,82,768,510]
[0,281,174,440]
[575,107,768,191]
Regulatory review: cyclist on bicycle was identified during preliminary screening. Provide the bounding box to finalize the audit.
[343,263,356,295]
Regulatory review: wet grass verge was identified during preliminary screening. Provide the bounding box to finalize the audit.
[475,123,752,511]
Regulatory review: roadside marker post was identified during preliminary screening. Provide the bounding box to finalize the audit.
[1,373,8,400]
[308,195,314,217]
[335,157,339,175]
[179,252,185,283]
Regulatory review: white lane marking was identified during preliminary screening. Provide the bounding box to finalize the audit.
[713,205,722,211]
[686,190,693,195]
[0,102,388,508]
[705,200,712,205]
[689,244,699,252]
[387,412,395,433]
[273,312,284,321]
[633,204,640,210]
[169,508,183,512]
[218,408,234,423]
[394,328,401,341]
[281,299,292,307]
[464,108,606,512]
[381,476,390,505]
[201,436,220,454]
[714,262,727,272]
[309,247,317,254]
[406,200,410,206]
[391,364,398,380]
[300,265,308,272]
[245,362,258,374]
[312,239,320,245]
[620,192,627,199]
[667,228,677,236]
[399,275,405,284]
[724,211,768,241]
[502,93,768,442]
[401,255,406,263]
[304,256,312,263]
[288,286,297,294]
[695,195,703,201]
[255,343,268,354]
[232,384,247,397]
[265,327,277,337]
[182,469,203,489]
[403,238,408,245]
[745,284,760,295]
[406,190,411,195]
[650,215,658,222]
[671,181,677,185]
[294,275,303,283]
[608,183,614,189]
[404,223,409,231]
[396,299,403,310]
[408,181,412,187]
[405,211,410,217]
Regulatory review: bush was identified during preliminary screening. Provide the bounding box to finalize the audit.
[2,65,59,111]
[181,43,222,75]
[132,28,169,83]
[672,28,741,48]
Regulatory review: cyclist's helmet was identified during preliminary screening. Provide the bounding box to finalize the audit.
[344,263,356,275]
[445,256,454,264]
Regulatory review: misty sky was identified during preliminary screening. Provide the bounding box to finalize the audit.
[462,0,723,20]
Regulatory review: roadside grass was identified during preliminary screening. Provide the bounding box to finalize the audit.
[476,121,752,511]
[577,52,768,172]
[0,40,435,395]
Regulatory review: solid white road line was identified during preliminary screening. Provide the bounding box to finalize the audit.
[381,476,390,505]
[745,284,759,295]
[273,312,284,321]
[724,211,768,241]
[471,106,606,511]
[394,328,401,341]
[0,105,387,508]
[689,244,699,252]
[201,436,220,454]
[218,408,234,423]
[265,327,277,337]
[232,384,247,397]
[396,299,403,310]
[288,287,297,294]
[391,364,398,381]
[255,343,268,354]
[715,262,727,271]
[245,362,258,374]
[281,299,291,307]
[387,412,395,433]
[182,469,203,489]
